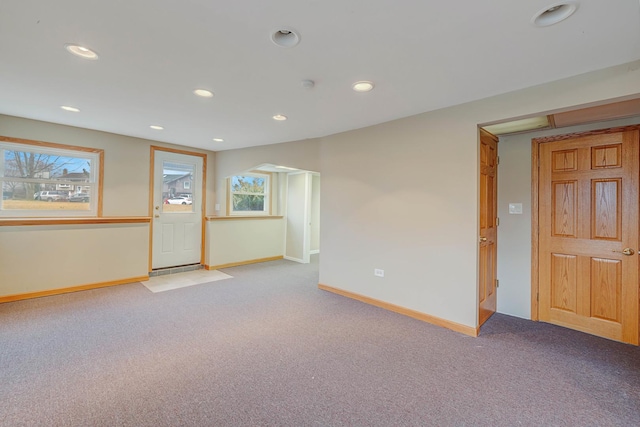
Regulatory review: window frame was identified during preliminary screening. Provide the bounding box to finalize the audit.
[227,172,271,216]
[0,136,104,217]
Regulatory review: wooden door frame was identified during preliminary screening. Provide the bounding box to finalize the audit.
[148,146,207,272]
[530,124,640,322]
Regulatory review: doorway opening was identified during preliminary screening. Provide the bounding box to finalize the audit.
[478,97,640,343]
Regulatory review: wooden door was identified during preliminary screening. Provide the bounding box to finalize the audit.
[479,129,498,325]
[538,130,639,344]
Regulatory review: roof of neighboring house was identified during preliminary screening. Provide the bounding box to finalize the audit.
[163,173,191,184]
[59,172,90,181]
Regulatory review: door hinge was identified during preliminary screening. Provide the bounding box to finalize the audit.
[496,217,500,226]
[496,279,499,288]
[537,293,539,302]
[496,156,500,165]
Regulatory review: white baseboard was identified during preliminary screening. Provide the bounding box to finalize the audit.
[284,255,307,264]
[310,250,320,255]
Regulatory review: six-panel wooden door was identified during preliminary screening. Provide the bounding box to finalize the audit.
[479,129,498,325]
[538,130,639,344]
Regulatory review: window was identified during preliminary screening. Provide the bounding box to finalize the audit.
[229,173,270,215]
[183,180,191,190]
[0,137,103,217]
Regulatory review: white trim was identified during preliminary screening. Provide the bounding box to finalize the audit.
[229,172,270,216]
[310,250,320,255]
[284,255,306,263]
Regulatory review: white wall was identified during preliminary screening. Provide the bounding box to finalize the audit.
[207,60,640,330]
[0,223,148,297]
[0,115,217,298]
[311,174,321,253]
[285,173,309,262]
[206,218,284,268]
[0,115,217,216]
[317,60,640,329]
[214,139,320,215]
[496,116,640,319]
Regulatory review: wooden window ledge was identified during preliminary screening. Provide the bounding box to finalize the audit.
[0,217,152,226]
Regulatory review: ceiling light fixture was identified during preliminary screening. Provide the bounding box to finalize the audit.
[64,44,99,60]
[532,2,579,27]
[213,138,224,142]
[150,125,164,130]
[272,114,287,121]
[352,81,375,92]
[193,89,214,98]
[271,28,300,48]
[275,166,299,171]
[60,105,80,112]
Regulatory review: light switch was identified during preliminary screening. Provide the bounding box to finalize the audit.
[509,203,523,214]
[215,204,220,211]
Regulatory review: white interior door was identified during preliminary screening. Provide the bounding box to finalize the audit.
[152,150,203,269]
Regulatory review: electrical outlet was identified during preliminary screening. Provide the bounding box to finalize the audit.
[215,203,220,211]
[374,269,384,277]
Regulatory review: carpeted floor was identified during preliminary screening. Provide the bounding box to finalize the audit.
[1,255,639,426]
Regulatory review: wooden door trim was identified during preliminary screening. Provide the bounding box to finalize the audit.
[531,123,640,324]
[149,146,207,272]
[531,138,540,321]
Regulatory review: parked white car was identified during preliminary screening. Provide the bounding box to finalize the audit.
[165,196,192,205]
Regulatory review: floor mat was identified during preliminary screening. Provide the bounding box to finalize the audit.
[143,269,233,293]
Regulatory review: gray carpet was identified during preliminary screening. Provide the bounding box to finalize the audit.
[1,255,639,426]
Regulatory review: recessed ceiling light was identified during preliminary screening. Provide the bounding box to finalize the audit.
[273,114,288,121]
[150,125,164,130]
[271,29,300,48]
[193,89,214,98]
[532,2,579,27]
[213,138,224,142]
[64,44,99,60]
[352,81,374,92]
[60,105,80,112]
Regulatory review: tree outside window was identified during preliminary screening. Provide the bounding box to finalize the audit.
[230,174,269,215]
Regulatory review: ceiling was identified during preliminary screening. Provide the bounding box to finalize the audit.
[0,1,639,151]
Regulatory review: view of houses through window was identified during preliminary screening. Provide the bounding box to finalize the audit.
[0,139,101,216]
[162,160,194,213]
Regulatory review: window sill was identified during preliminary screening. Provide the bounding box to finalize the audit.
[206,215,283,221]
[0,217,152,226]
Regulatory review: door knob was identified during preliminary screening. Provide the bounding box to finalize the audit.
[612,248,634,256]
[479,236,487,243]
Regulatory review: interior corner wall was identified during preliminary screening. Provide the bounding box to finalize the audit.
[214,138,321,216]
[496,115,640,320]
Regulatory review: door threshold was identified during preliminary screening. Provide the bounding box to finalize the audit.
[150,263,203,277]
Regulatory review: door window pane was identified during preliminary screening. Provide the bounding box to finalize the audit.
[162,161,194,213]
